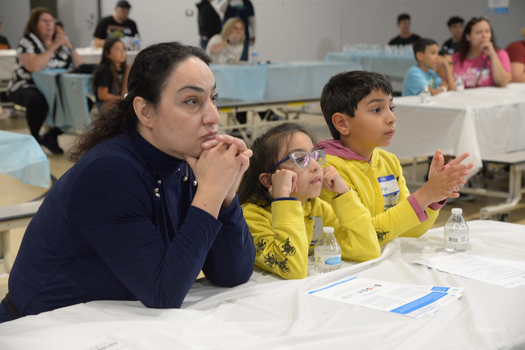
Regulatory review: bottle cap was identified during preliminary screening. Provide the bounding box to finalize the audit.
[451,208,462,215]
[323,226,334,234]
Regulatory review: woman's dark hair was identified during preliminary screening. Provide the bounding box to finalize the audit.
[24,7,52,36]
[237,123,319,208]
[69,41,211,162]
[457,16,498,65]
[92,38,128,97]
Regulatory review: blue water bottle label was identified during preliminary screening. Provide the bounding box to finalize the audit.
[325,256,341,265]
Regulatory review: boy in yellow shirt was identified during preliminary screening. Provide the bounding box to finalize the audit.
[319,71,473,245]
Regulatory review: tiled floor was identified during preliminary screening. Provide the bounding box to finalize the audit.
[1,108,524,297]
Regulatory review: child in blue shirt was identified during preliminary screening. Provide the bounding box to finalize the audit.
[402,38,455,96]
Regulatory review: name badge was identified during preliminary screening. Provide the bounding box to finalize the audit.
[378,174,400,210]
[378,175,399,196]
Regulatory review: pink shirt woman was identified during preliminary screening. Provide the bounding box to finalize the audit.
[452,17,511,88]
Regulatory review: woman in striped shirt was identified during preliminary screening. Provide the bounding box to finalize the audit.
[7,7,84,154]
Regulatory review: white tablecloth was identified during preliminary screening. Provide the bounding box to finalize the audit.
[0,50,16,81]
[386,84,525,175]
[0,130,49,188]
[75,47,139,65]
[0,220,523,349]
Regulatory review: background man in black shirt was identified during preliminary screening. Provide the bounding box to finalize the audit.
[93,0,139,50]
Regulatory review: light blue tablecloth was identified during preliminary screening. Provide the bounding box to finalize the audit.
[31,61,363,130]
[211,64,267,101]
[31,69,68,126]
[325,51,415,81]
[0,130,50,188]
[212,61,363,103]
[59,73,93,131]
[32,69,93,132]
[262,61,362,100]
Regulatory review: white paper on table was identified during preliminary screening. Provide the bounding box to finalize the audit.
[415,253,525,288]
[306,276,463,318]
[83,341,127,350]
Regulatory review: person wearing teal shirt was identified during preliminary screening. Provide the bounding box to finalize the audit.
[402,38,454,96]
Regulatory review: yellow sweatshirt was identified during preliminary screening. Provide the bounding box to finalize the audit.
[319,145,441,246]
[242,190,380,279]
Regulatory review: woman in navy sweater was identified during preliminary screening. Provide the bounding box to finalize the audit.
[0,42,255,322]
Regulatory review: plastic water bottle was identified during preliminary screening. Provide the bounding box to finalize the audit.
[444,208,469,252]
[419,86,431,104]
[250,46,258,65]
[455,76,465,91]
[314,227,341,273]
[133,34,141,51]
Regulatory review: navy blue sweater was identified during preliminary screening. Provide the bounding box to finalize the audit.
[0,130,255,322]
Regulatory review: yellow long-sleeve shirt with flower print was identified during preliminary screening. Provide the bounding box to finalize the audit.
[320,148,440,246]
[242,190,380,280]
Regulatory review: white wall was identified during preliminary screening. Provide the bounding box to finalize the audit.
[99,0,525,62]
[56,0,98,49]
[1,0,524,62]
[0,0,31,47]
[339,0,525,54]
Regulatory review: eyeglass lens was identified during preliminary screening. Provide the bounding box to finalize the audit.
[292,150,325,167]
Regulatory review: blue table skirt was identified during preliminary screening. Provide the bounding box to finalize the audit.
[32,69,93,131]
[31,61,363,132]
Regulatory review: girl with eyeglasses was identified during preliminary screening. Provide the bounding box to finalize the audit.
[237,123,380,279]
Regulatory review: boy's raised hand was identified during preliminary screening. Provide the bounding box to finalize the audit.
[322,166,349,195]
[444,152,474,171]
[428,149,445,179]
[415,150,473,208]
